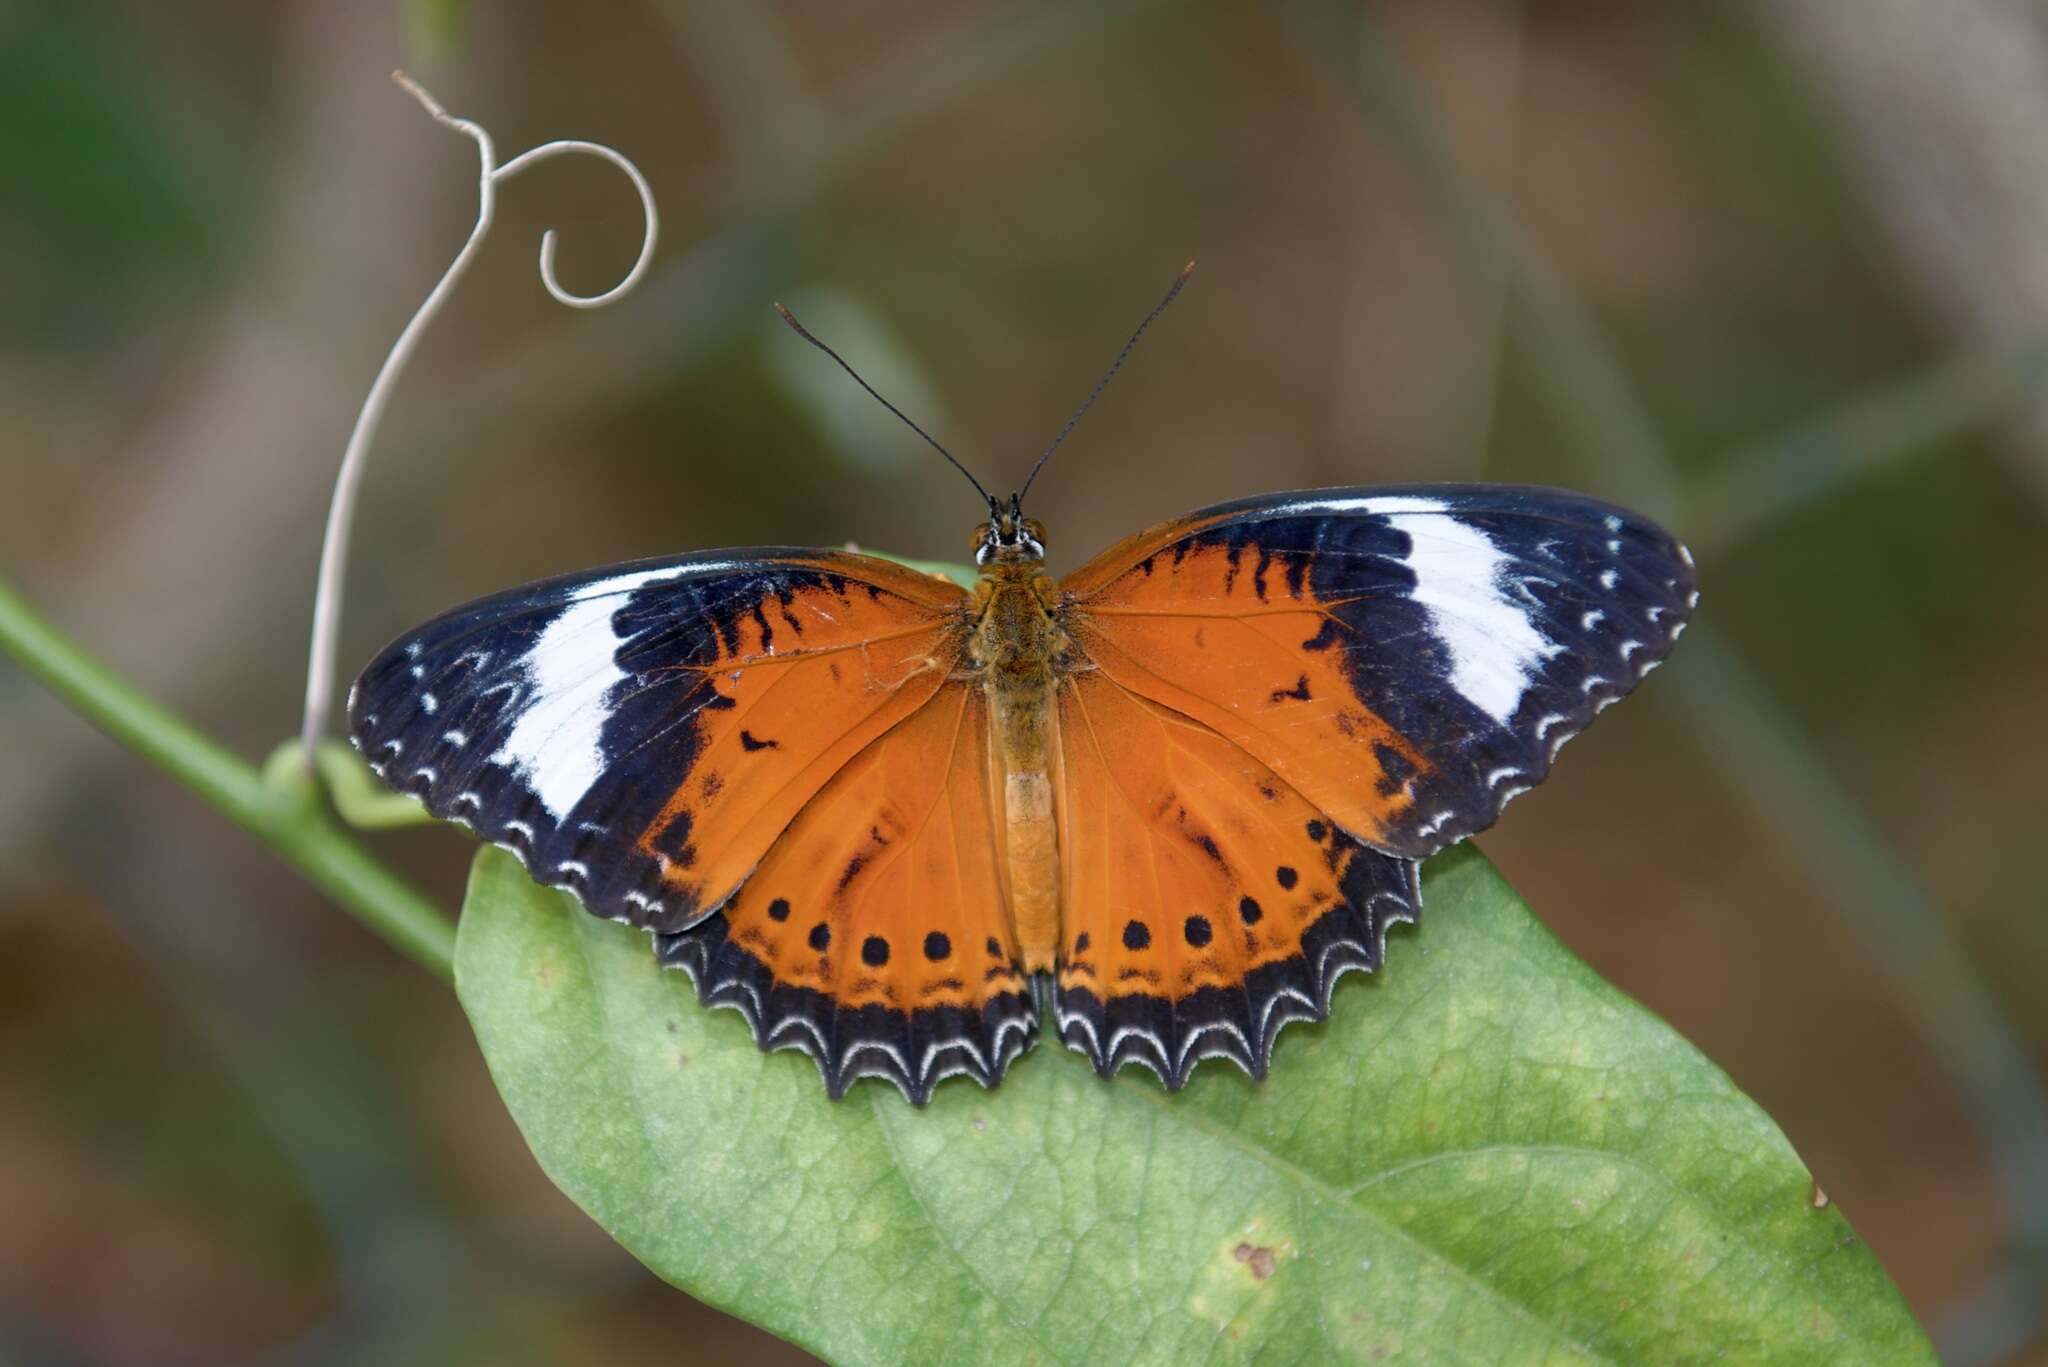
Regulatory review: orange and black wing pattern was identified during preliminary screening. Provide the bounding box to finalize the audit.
[1054,669,1421,1086]
[655,683,1034,1102]
[1050,484,1694,1085]
[349,549,971,935]
[1061,485,1697,859]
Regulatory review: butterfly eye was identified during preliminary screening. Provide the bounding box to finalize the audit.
[1019,517,1048,561]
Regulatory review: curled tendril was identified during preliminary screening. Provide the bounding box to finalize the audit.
[298,74,659,773]
[495,141,658,308]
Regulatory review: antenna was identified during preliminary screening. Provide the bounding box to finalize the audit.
[773,301,994,508]
[1018,260,1194,503]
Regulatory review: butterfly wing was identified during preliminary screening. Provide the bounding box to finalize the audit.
[1054,670,1421,1085]
[655,683,1034,1102]
[348,549,970,933]
[1059,485,1697,857]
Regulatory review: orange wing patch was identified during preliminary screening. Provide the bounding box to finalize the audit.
[627,554,972,925]
[657,683,1035,1102]
[1053,670,1420,1087]
[1063,538,1432,850]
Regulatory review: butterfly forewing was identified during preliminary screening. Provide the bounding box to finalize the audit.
[348,549,971,933]
[1059,485,1697,859]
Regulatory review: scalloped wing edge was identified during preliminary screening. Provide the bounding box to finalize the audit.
[1054,852,1422,1089]
[653,913,1040,1105]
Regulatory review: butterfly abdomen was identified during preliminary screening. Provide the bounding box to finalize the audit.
[973,566,1069,973]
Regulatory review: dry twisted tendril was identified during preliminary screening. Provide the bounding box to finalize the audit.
[298,72,658,775]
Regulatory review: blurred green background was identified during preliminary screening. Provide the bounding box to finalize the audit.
[4,1,2047,1362]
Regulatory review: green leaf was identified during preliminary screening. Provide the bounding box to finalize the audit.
[456,843,1930,1364]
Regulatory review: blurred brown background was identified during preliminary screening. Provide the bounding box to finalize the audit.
[4,1,2046,1362]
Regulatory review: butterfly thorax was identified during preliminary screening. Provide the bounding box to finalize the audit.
[969,558,1072,972]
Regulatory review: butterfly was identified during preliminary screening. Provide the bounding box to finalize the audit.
[349,274,1697,1105]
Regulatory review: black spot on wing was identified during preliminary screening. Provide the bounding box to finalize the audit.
[657,912,1036,1105]
[1056,824,1423,1089]
[1269,674,1312,703]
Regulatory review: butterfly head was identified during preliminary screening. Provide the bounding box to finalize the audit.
[975,493,1046,565]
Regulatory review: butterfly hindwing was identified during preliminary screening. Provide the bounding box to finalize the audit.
[655,684,1035,1102]
[348,549,970,934]
[1060,484,1697,858]
[1054,670,1422,1087]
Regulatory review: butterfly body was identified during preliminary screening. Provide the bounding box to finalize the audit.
[353,484,1696,1103]
[968,517,1073,972]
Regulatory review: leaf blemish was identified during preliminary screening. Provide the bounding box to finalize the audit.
[1232,1242,1277,1280]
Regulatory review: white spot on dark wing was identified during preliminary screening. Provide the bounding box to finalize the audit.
[420,692,437,715]
[1581,609,1605,631]
[441,729,469,746]
[490,594,627,819]
[1599,569,1619,590]
[1368,496,1560,726]
[485,561,758,821]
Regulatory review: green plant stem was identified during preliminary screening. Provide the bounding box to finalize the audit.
[0,575,455,981]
